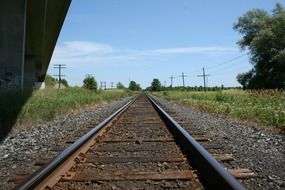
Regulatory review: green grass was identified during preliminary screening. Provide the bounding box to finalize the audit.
[18,88,132,123]
[1,88,131,127]
[156,89,285,128]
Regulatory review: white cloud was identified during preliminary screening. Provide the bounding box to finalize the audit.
[54,41,113,58]
[51,41,237,65]
[152,47,236,54]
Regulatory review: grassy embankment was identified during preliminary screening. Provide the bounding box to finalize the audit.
[1,88,131,129]
[155,89,285,129]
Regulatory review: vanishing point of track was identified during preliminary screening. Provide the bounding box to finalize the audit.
[16,93,245,190]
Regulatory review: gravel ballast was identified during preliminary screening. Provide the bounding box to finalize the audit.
[152,95,285,190]
[0,97,132,190]
[1,95,284,190]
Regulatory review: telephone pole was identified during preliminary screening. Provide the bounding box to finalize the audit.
[169,75,175,88]
[179,72,187,87]
[197,67,210,91]
[53,64,66,89]
[104,81,107,90]
[100,81,103,89]
[111,82,114,89]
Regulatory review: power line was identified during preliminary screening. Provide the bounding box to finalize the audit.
[161,54,247,88]
[211,64,251,76]
[210,60,249,75]
[53,64,66,89]
[206,54,246,70]
[197,67,210,91]
[183,54,247,77]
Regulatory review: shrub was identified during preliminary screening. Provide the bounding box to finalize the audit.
[83,76,97,90]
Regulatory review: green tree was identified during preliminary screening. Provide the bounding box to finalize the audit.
[233,3,285,89]
[83,76,97,90]
[61,79,69,87]
[128,81,141,91]
[151,78,162,91]
[236,71,253,89]
[44,74,56,88]
[116,82,125,89]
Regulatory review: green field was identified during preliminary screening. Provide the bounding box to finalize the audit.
[155,90,285,128]
[0,88,131,136]
[18,88,131,123]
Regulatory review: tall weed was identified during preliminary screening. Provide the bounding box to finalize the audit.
[156,90,285,128]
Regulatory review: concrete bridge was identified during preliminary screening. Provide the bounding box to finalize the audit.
[0,0,71,90]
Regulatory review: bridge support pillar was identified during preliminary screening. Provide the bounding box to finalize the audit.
[0,0,27,90]
[0,0,71,90]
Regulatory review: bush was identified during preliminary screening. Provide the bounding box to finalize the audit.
[116,82,125,89]
[215,91,228,102]
[83,76,97,90]
[128,81,141,91]
[151,79,162,91]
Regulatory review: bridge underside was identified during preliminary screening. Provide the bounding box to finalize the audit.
[0,0,71,90]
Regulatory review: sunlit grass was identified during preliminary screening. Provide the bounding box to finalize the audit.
[17,88,131,124]
[156,90,285,128]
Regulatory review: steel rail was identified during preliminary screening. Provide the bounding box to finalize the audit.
[16,97,136,190]
[147,94,245,190]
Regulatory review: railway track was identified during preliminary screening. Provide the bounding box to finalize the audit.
[15,93,245,190]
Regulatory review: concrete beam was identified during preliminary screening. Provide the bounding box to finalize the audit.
[0,0,71,90]
[0,0,26,89]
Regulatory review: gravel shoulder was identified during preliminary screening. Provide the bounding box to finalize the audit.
[0,96,133,190]
[152,95,285,190]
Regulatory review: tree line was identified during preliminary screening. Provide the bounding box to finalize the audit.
[82,76,142,91]
[44,74,143,91]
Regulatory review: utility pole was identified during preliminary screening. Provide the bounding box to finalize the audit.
[104,81,106,90]
[164,80,166,88]
[53,64,66,89]
[169,75,175,88]
[100,81,103,89]
[111,82,114,89]
[179,72,187,87]
[197,67,210,91]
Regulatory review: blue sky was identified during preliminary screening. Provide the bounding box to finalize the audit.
[48,0,282,88]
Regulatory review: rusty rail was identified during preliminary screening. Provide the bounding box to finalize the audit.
[147,94,245,190]
[15,98,135,190]
[16,93,245,190]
